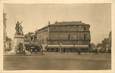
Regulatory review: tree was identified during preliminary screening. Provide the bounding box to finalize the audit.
[16,43,25,54]
[5,36,12,51]
[102,38,109,52]
[89,43,96,52]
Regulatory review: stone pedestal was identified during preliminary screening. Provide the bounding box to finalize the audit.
[13,34,25,53]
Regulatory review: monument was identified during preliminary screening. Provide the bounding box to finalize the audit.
[13,21,25,54]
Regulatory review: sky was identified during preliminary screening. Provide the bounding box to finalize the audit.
[4,3,111,45]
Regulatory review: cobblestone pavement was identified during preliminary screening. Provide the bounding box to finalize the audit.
[4,53,111,70]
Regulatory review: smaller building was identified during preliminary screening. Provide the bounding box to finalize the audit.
[108,32,111,52]
[96,31,111,53]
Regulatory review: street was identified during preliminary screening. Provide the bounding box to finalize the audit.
[4,53,111,70]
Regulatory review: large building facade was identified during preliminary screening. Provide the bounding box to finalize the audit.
[35,21,91,52]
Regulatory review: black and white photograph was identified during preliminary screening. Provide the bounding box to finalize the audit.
[3,3,111,70]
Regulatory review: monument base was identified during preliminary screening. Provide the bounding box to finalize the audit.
[13,34,25,54]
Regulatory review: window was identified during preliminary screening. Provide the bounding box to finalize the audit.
[84,27,86,30]
[68,34,70,40]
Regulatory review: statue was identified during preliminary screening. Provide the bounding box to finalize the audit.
[13,21,25,55]
[15,21,23,35]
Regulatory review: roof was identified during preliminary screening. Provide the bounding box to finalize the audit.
[35,26,48,33]
[50,21,90,26]
[35,21,90,33]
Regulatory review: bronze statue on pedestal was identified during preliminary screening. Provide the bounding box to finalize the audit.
[15,21,23,35]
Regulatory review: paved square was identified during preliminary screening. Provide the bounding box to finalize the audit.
[4,53,111,70]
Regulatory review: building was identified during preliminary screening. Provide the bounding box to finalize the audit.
[96,31,111,53]
[108,31,111,52]
[35,21,91,52]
